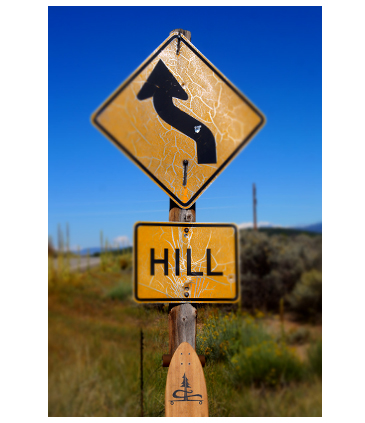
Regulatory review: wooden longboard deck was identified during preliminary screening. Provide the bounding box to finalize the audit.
[165,342,209,417]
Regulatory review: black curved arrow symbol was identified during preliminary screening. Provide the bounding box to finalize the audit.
[137,59,217,164]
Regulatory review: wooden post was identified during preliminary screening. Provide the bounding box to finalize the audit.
[168,199,197,356]
[169,199,196,223]
[166,28,198,357]
[169,302,197,355]
[169,28,192,42]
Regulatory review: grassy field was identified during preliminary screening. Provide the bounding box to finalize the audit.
[48,254,322,417]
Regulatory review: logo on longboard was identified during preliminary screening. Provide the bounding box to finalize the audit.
[170,373,203,405]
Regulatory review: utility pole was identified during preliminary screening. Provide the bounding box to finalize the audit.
[253,183,257,231]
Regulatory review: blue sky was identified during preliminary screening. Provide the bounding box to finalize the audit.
[48,6,322,249]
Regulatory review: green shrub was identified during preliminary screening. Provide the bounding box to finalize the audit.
[287,270,322,321]
[230,340,303,388]
[236,313,273,349]
[240,232,303,310]
[197,312,273,362]
[197,310,305,388]
[196,312,242,361]
[119,254,132,271]
[239,231,322,312]
[307,339,322,378]
[106,282,132,301]
[285,327,311,345]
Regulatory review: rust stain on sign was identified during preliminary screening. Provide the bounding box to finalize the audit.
[133,222,239,303]
[92,33,265,208]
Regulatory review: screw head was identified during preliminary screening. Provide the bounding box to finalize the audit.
[184,292,189,298]
[184,228,189,233]
[183,159,188,165]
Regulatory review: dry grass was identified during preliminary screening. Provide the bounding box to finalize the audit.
[48,258,321,417]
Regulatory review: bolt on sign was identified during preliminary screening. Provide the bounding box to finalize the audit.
[133,222,239,302]
[91,33,265,209]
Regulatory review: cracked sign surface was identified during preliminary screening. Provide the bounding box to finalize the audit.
[92,33,265,208]
[134,223,239,303]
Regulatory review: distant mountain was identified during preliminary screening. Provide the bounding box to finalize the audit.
[293,222,322,233]
[252,227,321,237]
[78,246,132,256]
[239,221,322,237]
[78,247,103,256]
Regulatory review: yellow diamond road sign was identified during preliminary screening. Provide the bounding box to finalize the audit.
[92,33,265,208]
[133,222,239,303]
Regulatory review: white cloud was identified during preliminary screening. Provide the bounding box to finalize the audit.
[54,244,82,252]
[69,244,82,252]
[113,235,131,247]
[237,221,276,229]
